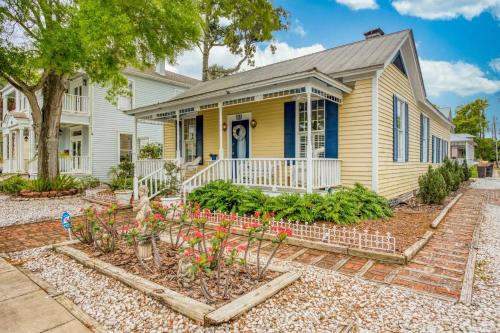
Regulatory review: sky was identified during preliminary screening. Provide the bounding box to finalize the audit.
[166,0,500,134]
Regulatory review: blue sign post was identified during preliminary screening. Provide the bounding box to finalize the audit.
[61,211,72,240]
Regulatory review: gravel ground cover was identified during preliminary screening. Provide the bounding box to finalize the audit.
[12,200,499,333]
[0,195,86,227]
[471,178,500,190]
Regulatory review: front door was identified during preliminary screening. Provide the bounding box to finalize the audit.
[231,119,249,159]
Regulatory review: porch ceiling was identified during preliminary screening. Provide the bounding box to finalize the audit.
[127,69,352,122]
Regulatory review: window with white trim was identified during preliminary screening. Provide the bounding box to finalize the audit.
[297,99,325,158]
[421,115,429,163]
[396,98,406,162]
[118,80,134,110]
[182,117,196,163]
[119,133,133,162]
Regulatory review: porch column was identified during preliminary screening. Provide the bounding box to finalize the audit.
[8,131,13,172]
[29,127,35,175]
[176,110,181,162]
[218,102,224,159]
[18,128,24,172]
[133,117,139,200]
[2,134,6,172]
[306,87,313,193]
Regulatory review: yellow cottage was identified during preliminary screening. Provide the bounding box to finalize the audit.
[128,28,454,201]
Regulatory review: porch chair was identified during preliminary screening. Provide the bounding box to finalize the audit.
[180,156,202,180]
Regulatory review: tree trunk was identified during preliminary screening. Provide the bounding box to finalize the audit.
[202,39,210,82]
[37,72,66,180]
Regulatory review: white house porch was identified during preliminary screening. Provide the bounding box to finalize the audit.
[127,69,352,199]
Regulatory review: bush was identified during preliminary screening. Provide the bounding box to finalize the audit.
[78,175,100,190]
[462,160,470,181]
[108,161,134,191]
[470,165,478,178]
[188,181,392,225]
[27,175,79,192]
[418,165,448,204]
[139,143,163,159]
[0,175,29,193]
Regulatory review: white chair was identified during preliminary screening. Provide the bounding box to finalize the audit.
[181,156,202,179]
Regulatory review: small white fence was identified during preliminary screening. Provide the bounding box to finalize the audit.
[182,211,396,254]
[182,158,342,193]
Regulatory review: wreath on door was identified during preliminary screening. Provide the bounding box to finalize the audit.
[232,124,247,141]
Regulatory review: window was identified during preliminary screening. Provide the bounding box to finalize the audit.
[421,115,429,163]
[396,98,406,162]
[119,133,133,162]
[118,80,134,110]
[182,117,196,162]
[297,99,325,158]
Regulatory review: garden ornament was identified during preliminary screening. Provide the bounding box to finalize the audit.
[134,184,151,233]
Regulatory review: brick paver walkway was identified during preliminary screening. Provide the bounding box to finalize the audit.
[0,209,134,253]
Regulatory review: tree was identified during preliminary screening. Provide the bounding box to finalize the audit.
[452,99,489,138]
[0,0,200,179]
[475,138,498,161]
[197,0,288,81]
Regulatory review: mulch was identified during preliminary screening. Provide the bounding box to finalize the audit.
[72,240,280,307]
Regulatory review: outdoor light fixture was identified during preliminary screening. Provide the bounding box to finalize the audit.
[223,122,227,131]
[251,119,257,128]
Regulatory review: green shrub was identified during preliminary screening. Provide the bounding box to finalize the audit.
[452,160,465,183]
[28,178,51,192]
[462,160,470,181]
[79,175,100,190]
[188,181,392,225]
[139,143,163,159]
[470,165,478,178]
[418,165,448,204]
[50,175,79,191]
[263,193,322,224]
[0,175,29,193]
[108,161,134,191]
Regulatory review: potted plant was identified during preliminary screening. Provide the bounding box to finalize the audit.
[160,161,182,206]
[209,153,218,161]
[108,161,134,206]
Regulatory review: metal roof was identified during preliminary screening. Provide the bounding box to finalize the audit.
[451,133,476,141]
[169,30,409,102]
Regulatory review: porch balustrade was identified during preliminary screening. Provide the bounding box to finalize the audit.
[59,156,90,174]
[136,159,167,178]
[62,94,89,113]
[182,158,341,194]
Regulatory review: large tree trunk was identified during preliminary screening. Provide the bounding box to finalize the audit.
[202,39,210,82]
[37,72,66,180]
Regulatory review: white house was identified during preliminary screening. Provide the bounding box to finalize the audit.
[450,133,476,166]
[0,65,199,179]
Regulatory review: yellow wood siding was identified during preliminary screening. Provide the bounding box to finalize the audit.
[163,121,176,159]
[378,64,452,199]
[338,79,372,189]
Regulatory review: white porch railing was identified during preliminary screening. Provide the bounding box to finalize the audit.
[182,158,341,194]
[136,159,167,177]
[59,156,90,174]
[62,94,89,113]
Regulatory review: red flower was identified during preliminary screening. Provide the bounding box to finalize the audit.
[255,212,261,218]
[237,245,247,251]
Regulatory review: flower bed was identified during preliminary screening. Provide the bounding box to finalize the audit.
[19,188,78,198]
[64,203,300,324]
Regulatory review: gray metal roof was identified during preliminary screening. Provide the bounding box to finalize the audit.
[451,133,476,141]
[170,30,409,102]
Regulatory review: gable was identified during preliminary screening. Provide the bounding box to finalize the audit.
[392,52,407,76]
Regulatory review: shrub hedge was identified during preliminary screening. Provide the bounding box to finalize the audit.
[187,181,392,225]
[418,157,470,204]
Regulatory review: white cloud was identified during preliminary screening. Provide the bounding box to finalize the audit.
[336,0,378,10]
[420,59,500,97]
[166,42,325,80]
[490,58,500,72]
[292,20,307,37]
[392,0,500,20]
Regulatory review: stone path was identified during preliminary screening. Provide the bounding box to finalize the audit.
[0,257,92,333]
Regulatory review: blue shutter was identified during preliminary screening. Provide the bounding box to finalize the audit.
[393,95,398,161]
[432,135,435,163]
[405,103,409,162]
[284,101,296,159]
[437,138,441,163]
[427,118,430,163]
[325,100,338,158]
[195,115,203,165]
[176,121,182,159]
[420,113,423,162]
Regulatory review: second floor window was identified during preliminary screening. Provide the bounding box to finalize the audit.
[118,80,134,110]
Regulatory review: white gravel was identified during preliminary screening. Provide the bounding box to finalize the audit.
[11,186,500,332]
[470,178,500,190]
[0,195,87,227]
